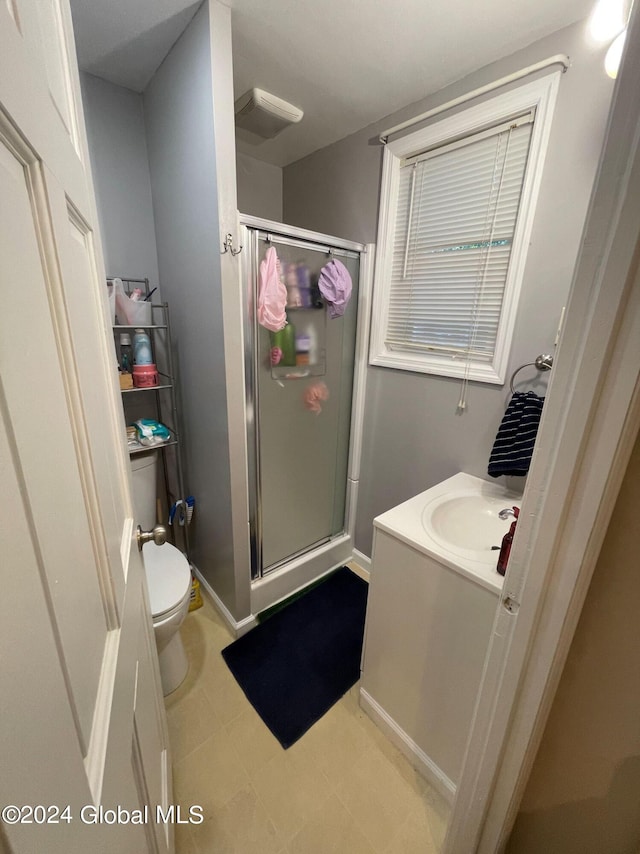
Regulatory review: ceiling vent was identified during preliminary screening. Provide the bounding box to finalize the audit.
[234,88,303,142]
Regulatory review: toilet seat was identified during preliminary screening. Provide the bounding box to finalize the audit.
[142,541,192,619]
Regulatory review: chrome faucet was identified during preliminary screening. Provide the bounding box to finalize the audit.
[498,507,518,520]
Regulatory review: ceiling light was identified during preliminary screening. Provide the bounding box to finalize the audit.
[605,28,627,78]
[589,0,626,41]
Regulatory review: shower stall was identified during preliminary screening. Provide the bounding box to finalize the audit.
[240,217,369,604]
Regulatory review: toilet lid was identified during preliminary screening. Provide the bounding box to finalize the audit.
[142,541,191,617]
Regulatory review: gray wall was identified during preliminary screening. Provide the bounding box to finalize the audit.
[80,73,160,286]
[144,2,236,612]
[236,152,283,221]
[507,433,640,854]
[283,21,614,556]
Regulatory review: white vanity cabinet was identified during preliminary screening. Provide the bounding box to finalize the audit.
[360,506,500,802]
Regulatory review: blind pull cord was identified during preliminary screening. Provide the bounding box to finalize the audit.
[402,164,418,280]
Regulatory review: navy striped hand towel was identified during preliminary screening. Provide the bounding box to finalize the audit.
[488,391,545,478]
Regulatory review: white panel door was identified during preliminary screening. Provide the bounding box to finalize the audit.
[0,1,172,852]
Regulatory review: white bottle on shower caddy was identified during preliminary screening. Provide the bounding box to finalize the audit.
[307,324,318,366]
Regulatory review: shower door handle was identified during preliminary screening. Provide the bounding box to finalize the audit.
[136,524,168,550]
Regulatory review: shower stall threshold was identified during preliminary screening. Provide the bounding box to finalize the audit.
[250,532,353,615]
[262,535,334,577]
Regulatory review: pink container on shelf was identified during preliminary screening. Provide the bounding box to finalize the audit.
[133,364,159,388]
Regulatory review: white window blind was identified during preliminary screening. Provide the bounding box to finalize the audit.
[386,114,534,362]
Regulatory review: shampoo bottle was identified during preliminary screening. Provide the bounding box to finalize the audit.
[271,318,296,367]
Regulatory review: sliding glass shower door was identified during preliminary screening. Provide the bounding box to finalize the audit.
[246,228,360,577]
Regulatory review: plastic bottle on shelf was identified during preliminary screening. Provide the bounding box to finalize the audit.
[297,263,312,308]
[295,332,311,366]
[119,333,134,373]
[295,322,318,365]
[133,329,153,365]
[285,263,302,308]
[307,324,318,365]
[271,317,296,367]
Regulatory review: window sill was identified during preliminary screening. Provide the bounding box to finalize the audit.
[369,349,504,384]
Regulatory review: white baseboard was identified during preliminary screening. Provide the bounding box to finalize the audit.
[192,564,257,638]
[359,687,456,805]
[350,549,371,580]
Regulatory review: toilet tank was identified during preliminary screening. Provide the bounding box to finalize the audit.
[130,451,158,530]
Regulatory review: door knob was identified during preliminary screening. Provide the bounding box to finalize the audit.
[136,524,167,550]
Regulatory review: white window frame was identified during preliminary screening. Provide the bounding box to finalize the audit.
[369,74,561,384]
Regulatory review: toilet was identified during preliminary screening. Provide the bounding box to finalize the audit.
[131,452,192,695]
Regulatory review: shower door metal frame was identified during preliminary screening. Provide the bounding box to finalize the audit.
[240,215,366,581]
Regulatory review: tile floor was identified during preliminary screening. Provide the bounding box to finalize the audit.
[166,577,450,854]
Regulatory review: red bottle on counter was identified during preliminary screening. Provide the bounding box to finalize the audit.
[497,506,520,576]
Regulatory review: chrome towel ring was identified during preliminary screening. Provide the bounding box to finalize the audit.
[509,354,553,394]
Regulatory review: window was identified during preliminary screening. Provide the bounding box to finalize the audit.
[370,75,560,384]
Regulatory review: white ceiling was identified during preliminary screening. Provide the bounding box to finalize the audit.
[70,0,595,167]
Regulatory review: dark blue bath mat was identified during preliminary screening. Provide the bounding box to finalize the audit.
[221,567,368,748]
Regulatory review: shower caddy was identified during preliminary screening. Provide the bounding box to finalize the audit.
[109,276,190,557]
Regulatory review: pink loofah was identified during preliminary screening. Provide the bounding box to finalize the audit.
[303,381,329,414]
[270,347,283,366]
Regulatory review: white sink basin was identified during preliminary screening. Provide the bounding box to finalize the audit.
[373,472,524,592]
[422,492,519,556]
